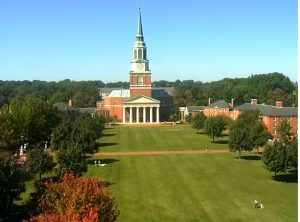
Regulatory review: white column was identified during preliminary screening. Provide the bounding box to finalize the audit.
[122,107,126,123]
[156,107,160,123]
[150,107,153,123]
[136,107,139,123]
[129,107,133,123]
[143,107,146,123]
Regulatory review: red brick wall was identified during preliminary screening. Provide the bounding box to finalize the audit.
[130,88,152,97]
[130,75,151,86]
[103,97,125,121]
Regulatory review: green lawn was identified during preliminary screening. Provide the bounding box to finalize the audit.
[98,125,229,152]
[87,125,297,222]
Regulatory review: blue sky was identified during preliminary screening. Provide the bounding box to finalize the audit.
[0,0,297,82]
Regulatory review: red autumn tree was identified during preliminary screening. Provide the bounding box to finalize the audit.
[29,173,119,222]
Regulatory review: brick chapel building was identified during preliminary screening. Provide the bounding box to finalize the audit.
[99,10,173,124]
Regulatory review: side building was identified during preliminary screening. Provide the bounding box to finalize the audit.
[180,98,298,137]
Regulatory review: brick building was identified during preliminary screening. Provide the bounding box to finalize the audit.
[99,10,172,124]
[180,98,298,137]
[233,99,298,137]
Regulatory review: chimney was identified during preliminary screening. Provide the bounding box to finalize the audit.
[208,98,212,105]
[276,101,283,108]
[68,99,73,107]
[251,99,257,105]
[230,98,235,107]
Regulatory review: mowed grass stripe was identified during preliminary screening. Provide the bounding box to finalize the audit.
[89,126,297,222]
[99,125,229,152]
[87,154,297,222]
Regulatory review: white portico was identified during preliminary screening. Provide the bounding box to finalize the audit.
[123,95,160,124]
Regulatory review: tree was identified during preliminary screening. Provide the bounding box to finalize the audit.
[29,173,119,222]
[229,110,269,159]
[56,146,87,176]
[262,142,289,176]
[0,106,18,152]
[276,118,292,143]
[288,139,298,171]
[184,114,192,125]
[191,112,207,132]
[25,149,54,180]
[0,159,25,214]
[10,95,59,147]
[204,116,226,142]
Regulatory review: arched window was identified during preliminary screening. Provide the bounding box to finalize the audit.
[143,49,147,59]
[134,49,137,59]
[138,49,142,59]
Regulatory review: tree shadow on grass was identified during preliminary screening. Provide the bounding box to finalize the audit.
[87,158,120,165]
[272,173,298,183]
[103,133,116,137]
[240,155,261,161]
[213,140,228,144]
[99,142,118,147]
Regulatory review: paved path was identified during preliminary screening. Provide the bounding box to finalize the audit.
[94,149,230,156]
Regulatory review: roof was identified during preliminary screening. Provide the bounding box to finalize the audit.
[108,89,130,98]
[206,100,232,109]
[152,87,174,96]
[234,103,298,117]
[123,94,160,104]
[187,106,205,112]
[78,108,97,114]
[100,88,123,93]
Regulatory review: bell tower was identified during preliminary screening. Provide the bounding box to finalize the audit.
[129,9,152,97]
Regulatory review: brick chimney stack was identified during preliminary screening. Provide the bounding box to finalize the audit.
[68,99,73,107]
[276,101,283,108]
[251,99,258,105]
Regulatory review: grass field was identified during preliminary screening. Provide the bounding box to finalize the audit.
[88,125,297,222]
[98,125,229,152]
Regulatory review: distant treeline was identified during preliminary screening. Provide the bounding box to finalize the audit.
[0,72,297,108]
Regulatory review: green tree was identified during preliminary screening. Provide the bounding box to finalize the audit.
[25,148,54,180]
[0,159,25,213]
[51,115,104,155]
[262,142,289,176]
[229,110,269,158]
[10,95,59,146]
[191,112,207,132]
[56,146,87,176]
[184,114,192,125]
[204,116,226,142]
[277,118,292,143]
[288,139,298,171]
[0,106,18,152]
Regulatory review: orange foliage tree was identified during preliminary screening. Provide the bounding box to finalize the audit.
[29,173,119,222]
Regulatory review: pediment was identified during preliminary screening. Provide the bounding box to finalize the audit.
[123,95,160,104]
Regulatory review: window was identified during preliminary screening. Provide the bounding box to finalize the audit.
[273,117,276,121]
[138,76,144,85]
[134,49,137,59]
[143,49,147,59]
[138,49,142,59]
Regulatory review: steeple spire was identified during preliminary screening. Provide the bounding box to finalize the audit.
[136,8,144,41]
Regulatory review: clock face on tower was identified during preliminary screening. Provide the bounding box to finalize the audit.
[137,63,144,70]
